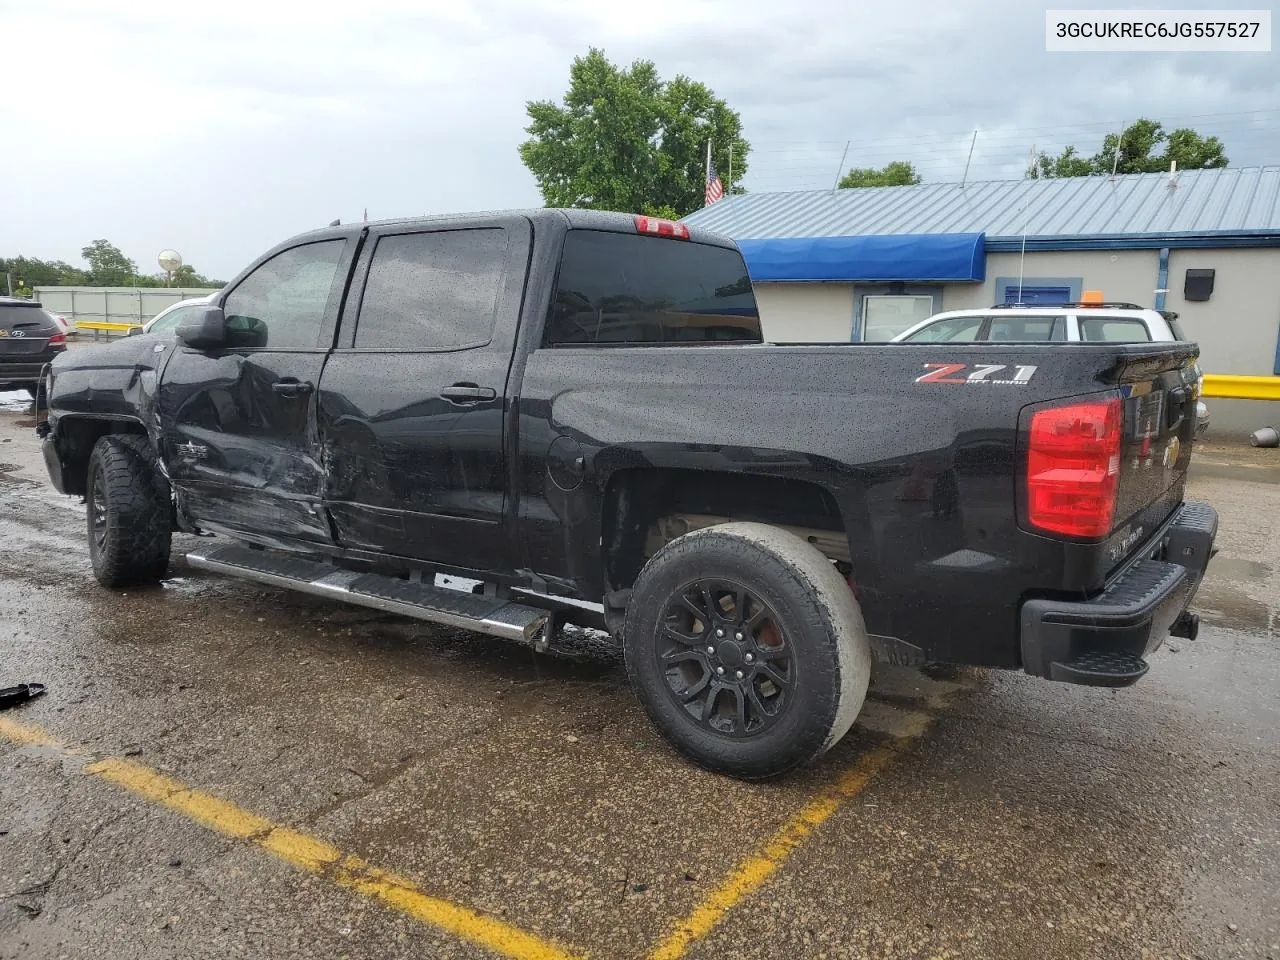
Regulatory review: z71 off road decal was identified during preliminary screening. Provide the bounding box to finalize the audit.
[916,363,1038,385]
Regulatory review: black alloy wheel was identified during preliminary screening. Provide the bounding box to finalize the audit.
[657,578,795,738]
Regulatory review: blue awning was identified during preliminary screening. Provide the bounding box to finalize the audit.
[736,232,986,283]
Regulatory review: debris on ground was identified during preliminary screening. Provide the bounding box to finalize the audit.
[0,682,45,710]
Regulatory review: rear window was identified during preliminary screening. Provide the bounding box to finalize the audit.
[1079,317,1151,343]
[544,230,761,347]
[0,304,57,330]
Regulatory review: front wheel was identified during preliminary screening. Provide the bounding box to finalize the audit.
[623,522,871,779]
[86,435,172,587]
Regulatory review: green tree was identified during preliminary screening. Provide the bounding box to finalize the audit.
[167,264,225,288]
[1028,145,1092,179]
[519,48,748,217]
[2,245,222,292]
[838,160,921,188]
[1029,118,1228,179]
[0,256,89,291]
[81,239,138,285]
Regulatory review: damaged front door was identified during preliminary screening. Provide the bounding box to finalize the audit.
[159,237,353,544]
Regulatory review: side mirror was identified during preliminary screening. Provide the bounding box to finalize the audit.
[126,326,143,337]
[175,305,227,350]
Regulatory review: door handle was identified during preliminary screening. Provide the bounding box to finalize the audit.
[1166,386,1189,431]
[272,379,314,398]
[440,383,497,403]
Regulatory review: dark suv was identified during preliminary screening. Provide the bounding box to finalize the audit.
[0,298,67,395]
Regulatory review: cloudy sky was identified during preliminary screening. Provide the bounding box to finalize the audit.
[2,0,1276,279]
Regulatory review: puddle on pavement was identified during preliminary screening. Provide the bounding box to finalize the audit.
[0,390,33,412]
[1194,579,1271,632]
[0,462,38,486]
[1209,557,1273,582]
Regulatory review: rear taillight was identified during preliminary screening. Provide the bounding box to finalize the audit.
[1026,397,1122,538]
[48,333,67,346]
[634,215,690,239]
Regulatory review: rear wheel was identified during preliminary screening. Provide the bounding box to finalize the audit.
[86,435,172,587]
[623,522,871,779]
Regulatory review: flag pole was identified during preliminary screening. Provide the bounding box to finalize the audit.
[728,143,733,194]
[705,139,712,203]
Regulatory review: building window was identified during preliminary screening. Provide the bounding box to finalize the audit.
[994,276,1082,306]
[861,295,936,341]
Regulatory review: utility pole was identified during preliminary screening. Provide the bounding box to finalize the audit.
[1017,145,1036,304]
[960,129,978,188]
[831,140,851,193]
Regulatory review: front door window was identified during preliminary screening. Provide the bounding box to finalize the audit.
[223,240,345,350]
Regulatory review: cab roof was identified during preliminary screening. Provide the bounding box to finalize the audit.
[284,208,739,251]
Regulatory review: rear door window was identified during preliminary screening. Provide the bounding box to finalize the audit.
[354,228,509,350]
[1079,317,1152,342]
[986,315,1066,342]
[545,230,761,346]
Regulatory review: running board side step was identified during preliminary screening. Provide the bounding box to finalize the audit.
[186,545,549,644]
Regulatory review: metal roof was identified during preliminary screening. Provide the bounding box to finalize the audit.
[681,167,1280,244]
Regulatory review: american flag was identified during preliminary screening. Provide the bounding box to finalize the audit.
[705,161,725,206]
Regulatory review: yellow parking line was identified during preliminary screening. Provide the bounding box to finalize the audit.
[647,695,959,960]
[0,717,583,960]
[647,745,896,960]
[0,716,60,748]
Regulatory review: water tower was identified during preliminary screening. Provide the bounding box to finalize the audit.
[158,249,183,286]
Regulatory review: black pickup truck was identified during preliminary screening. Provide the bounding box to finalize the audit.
[37,209,1217,778]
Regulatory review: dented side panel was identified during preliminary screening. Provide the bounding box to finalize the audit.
[158,349,333,543]
[40,333,177,492]
[44,333,174,434]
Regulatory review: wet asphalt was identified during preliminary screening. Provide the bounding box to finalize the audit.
[0,389,1277,960]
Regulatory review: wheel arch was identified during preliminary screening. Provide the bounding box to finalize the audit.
[600,466,851,600]
[51,415,150,497]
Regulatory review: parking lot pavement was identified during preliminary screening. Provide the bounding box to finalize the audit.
[1,403,1277,960]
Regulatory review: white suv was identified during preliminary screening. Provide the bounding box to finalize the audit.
[891,302,1208,437]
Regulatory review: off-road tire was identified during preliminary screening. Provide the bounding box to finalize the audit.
[623,522,871,779]
[86,434,172,587]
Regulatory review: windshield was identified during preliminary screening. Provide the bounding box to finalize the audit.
[148,304,198,334]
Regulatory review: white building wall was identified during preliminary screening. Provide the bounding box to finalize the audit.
[1165,248,1280,436]
[754,282,853,342]
[940,250,1160,310]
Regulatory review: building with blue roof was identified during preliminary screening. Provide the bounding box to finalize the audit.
[682,166,1280,434]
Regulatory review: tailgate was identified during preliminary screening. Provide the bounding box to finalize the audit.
[1107,346,1200,568]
